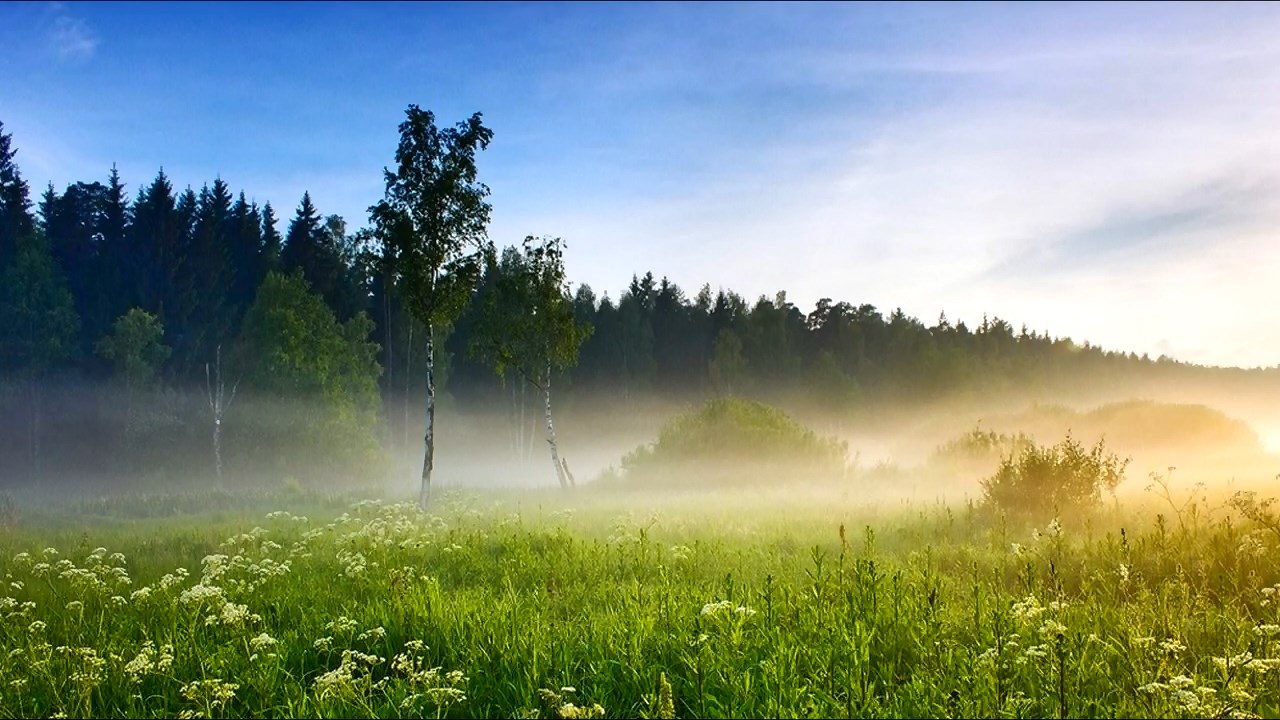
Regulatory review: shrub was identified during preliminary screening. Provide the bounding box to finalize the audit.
[930,426,1034,476]
[610,397,848,487]
[981,433,1128,519]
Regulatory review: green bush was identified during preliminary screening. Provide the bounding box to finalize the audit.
[930,426,1034,476]
[610,397,848,487]
[981,433,1128,519]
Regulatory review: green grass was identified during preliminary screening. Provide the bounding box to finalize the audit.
[1,485,1279,718]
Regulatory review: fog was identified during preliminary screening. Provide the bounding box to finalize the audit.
[3,364,1280,517]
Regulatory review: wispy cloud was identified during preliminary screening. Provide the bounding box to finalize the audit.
[487,4,1280,367]
[48,4,98,62]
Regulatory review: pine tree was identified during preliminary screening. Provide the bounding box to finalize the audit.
[259,201,282,278]
[0,120,34,267]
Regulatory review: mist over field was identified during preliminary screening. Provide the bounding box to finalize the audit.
[5,2,1280,718]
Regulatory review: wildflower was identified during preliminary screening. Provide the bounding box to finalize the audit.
[219,602,253,627]
[124,643,156,681]
[250,633,277,651]
[1118,563,1131,583]
[1039,620,1068,637]
[1011,596,1045,622]
[1255,625,1280,638]
[178,584,225,606]
[1160,638,1187,654]
[65,600,84,612]
[325,616,359,634]
[28,620,46,634]
[181,679,239,707]
[425,687,467,705]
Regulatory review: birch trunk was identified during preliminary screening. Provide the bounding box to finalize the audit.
[404,320,413,452]
[544,364,569,490]
[206,345,238,489]
[419,323,436,510]
[212,413,223,486]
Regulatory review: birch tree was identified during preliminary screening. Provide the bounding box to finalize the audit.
[204,344,239,487]
[370,105,493,510]
[471,237,592,490]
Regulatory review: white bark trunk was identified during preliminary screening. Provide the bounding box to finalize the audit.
[213,416,223,486]
[420,324,436,510]
[544,365,569,490]
[206,345,238,488]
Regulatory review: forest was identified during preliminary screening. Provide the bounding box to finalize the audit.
[1,114,1277,493]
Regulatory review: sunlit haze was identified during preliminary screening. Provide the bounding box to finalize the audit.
[2,2,1278,367]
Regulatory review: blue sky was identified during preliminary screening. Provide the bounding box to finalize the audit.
[2,1,1278,368]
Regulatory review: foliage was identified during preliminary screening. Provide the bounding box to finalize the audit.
[1084,400,1261,453]
[369,105,493,329]
[931,426,1034,477]
[708,329,746,396]
[96,308,171,391]
[981,434,1129,519]
[469,237,592,385]
[235,271,384,481]
[0,119,35,267]
[0,235,80,376]
[616,397,848,486]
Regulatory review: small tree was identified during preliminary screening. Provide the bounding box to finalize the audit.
[236,271,383,483]
[981,433,1128,520]
[96,307,171,452]
[370,105,493,509]
[470,237,593,489]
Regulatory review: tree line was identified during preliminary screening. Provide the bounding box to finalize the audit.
[0,114,1272,498]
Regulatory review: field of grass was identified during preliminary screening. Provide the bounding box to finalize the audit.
[2,483,1280,719]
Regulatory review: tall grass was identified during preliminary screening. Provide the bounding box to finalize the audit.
[0,486,1277,718]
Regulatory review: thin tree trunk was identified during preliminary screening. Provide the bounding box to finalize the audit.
[206,345,238,489]
[520,376,528,461]
[420,323,436,510]
[404,320,413,452]
[544,365,569,490]
[212,414,223,486]
[383,286,395,449]
[526,378,537,462]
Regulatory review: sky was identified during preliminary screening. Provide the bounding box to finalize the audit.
[1,1,1278,369]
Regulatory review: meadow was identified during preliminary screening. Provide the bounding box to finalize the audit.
[2,480,1280,720]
